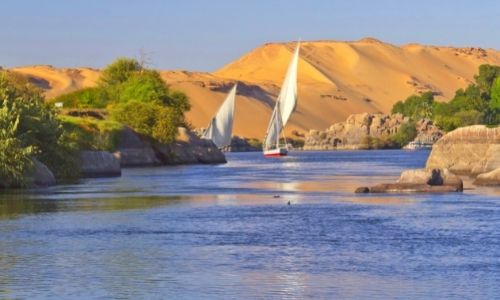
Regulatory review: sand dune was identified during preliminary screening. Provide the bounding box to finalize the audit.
[11,65,100,99]
[8,38,500,139]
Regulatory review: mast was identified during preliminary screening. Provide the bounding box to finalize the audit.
[263,41,300,151]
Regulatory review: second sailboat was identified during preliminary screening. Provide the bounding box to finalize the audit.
[263,42,300,157]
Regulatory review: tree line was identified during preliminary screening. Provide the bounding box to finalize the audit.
[392,64,500,131]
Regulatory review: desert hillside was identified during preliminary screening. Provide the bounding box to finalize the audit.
[8,38,500,138]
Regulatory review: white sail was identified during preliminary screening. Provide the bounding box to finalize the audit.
[264,43,299,150]
[202,84,237,148]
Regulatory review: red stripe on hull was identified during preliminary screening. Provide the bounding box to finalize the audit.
[263,148,288,157]
[264,153,288,157]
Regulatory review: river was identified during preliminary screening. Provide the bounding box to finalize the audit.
[0,150,499,299]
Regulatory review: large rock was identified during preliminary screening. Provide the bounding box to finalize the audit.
[155,127,226,165]
[473,168,500,186]
[356,168,463,194]
[398,168,463,190]
[365,183,462,193]
[223,136,261,152]
[426,125,500,175]
[80,151,121,178]
[304,113,442,150]
[113,127,161,167]
[25,158,56,187]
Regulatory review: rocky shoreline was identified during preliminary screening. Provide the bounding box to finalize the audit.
[356,125,500,193]
[304,113,443,150]
[24,127,226,187]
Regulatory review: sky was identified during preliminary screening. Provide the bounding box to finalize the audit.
[1,0,499,71]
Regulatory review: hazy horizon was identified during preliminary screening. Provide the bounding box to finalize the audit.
[1,0,499,71]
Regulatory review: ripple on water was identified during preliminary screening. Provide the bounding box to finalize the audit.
[0,151,499,299]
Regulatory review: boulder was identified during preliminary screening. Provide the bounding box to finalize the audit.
[155,127,226,165]
[113,127,161,167]
[25,158,56,187]
[80,151,121,178]
[473,168,500,186]
[398,168,463,190]
[426,125,500,175]
[355,187,370,193]
[367,183,461,193]
[355,168,463,194]
[223,136,261,152]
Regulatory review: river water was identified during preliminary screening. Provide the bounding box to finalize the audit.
[0,150,499,299]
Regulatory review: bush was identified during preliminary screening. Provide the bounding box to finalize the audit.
[59,116,124,151]
[111,101,181,144]
[0,108,35,187]
[99,57,142,87]
[0,72,80,185]
[391,92,434,120]
[391,121,417,147]
[50,87,109,109]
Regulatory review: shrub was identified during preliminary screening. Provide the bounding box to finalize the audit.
[59,116,124,151]
[111,101,181,144]
[50,87,109,109]
[0,108,35,187]
[0,72,80,184]
[99,57,142,87]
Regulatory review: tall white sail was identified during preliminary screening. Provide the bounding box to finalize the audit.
[203,84,237,148]
[264,43,299,150]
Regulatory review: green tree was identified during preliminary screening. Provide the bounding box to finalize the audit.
[99,58,142,87]
[118,70,170,104]
[490,77,500,111]
[0,72,80,184]
[0,106,35,187]
[474,64,500,95]
[392,92,434,120]
[111,101,182,143]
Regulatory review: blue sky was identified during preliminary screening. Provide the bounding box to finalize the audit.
[1,0,499,71]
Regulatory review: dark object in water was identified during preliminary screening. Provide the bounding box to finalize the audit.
[355,187,370,193]
[273,195,280,198]
[287,201,291,205]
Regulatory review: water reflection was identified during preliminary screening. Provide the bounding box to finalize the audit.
[0,151,499,299]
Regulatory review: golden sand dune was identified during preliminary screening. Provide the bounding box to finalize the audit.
[216,39,500,136]
[11,65,100,99]
[9,39,500,139]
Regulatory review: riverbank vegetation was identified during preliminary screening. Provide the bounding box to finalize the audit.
[392,64,500,131]
[51,58,190,144]
[0,72,79,186]
[1,58,192,187]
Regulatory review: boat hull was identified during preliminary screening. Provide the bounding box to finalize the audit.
[263,148,288,157]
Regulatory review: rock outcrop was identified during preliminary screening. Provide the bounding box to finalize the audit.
[304,113,443,150]
[79,151,121,178]
[155,127,226,165]
[398,168,463,190]
[426,125,500,175]
[359,183,462,193]
[356,168,463,193]
[223,136,261,152]
[413,119,445,144]
[113,127,161,167]
[473,168,500,186]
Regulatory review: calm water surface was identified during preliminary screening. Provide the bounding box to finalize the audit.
[0,150,499,299]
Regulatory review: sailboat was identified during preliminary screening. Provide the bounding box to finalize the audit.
[202,83,237,148]
[263,42,300,157]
